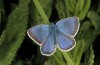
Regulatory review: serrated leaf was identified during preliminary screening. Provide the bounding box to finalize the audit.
[45,60,54,65]
[84,46,94,65]
[56,0,75,18]
[56,0,91,20]
[75,0,84,15]
[0,0,29,65]
[73,40,84,65]
[29,0,52,26]
[56,0,71,18]
[68,0,76,12]
[76,0,91,20]
[71,22,91,56]
[56,0,66,18]
[45,59,59,65]
[62,52,74,65]
[53,49,63,60]
[65,0,71,17]
[39,0,52,18]
[53,54,66,65]
[70,21,96,65]
[76,21,96,52]
[52,49,66,65]
[87,11,100,34]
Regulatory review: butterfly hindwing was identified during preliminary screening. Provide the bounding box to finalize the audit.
[56,31,76,51]
[27,24,50,45]
[56,17,79,37]
[40,32,56,56]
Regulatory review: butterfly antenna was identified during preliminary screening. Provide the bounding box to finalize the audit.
[53,18,60,24]
[50,18,60,24]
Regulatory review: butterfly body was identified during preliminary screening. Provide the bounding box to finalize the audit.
[27,17,80,56]
[49,24,57,44]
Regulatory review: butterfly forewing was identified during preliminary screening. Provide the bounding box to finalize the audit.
[56,17,80,37]
[27,24,50,45]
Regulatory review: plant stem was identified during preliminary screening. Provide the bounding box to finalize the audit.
[62,52,74,65]
[53,55,66,65]
[33,0,49,24]
[65,0,70,17]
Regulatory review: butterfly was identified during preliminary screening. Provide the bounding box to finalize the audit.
[27,17,80,56]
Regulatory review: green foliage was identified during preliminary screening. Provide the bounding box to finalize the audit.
[45,59,59,65]
[53,0,95,65]
[84,45,94,65]
[75,0,91,20]
[29,0,52,26]
[31,0,94,65]
[56,0,91,20]
[0,0,29,65]
[0,0,100,65]
[53,49,66,65]
[87,11,100,35]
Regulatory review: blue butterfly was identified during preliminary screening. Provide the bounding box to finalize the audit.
[27,17,80,56]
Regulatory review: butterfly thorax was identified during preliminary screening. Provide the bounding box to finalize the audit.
[49,24,57,32]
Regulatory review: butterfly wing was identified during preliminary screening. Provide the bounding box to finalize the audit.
[56,31,76,51]
[40,32,56,56]
[56,17,80,37]
[27,24,50,45]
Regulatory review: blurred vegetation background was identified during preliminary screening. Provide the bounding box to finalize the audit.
[0,0,100,65]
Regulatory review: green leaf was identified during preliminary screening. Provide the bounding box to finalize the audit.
[68,0,76,12]
[65,0,71,17]
[70,21,95,65]
[62,52,74,65]
[45,59,59,65]
[84,46,94,65]
[53,55,66,65]
[39,0,52,19]
[53,49,63,60]
[29,0,52,26]
[71,22,89,55]
[52,49,66,65]
[56,0,91,20]
[70,39,84,65]
[0,0,29,65]
[56,0,66,18]
[51,49,67,65]
[76,21,95,52]
[76,0,91,20]
[87,11,100,34]
[75,0,84,15]
[56,0,75,18]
